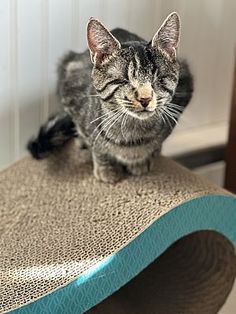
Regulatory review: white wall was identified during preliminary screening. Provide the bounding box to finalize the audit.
[0,0,236,169]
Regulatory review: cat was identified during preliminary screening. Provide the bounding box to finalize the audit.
[28,12,193,183]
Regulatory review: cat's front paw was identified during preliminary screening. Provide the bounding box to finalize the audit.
[127,160,151,176]
[93,165,124,184]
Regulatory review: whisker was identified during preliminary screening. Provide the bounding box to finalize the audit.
[161,113,167,126]
[121,110,128,140]
[167,103,184,109]
[94,109,123,144]
[123,106,134,109]
[92,109,122,139]
[161,107,179,125]
[159,112,167,126]
[167,106,182,116]
[90,108,120,124]
[92,111,120,133]
[104,110,125,141]
[166,107,183,114]
[163,107,180,118]
[158,107,174,129]
[117,101,133,106]
[158,109,171,128]
[93,114,119,144]
[158,104,181,118]
[115,97,133,104]
[165,106,180,117]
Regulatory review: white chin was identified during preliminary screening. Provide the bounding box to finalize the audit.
[127,110,155,120]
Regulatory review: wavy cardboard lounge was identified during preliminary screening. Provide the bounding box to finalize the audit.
[1,144,236,314]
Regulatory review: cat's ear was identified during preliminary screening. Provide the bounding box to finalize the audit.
[151,12,180,59]
[87,18,121,65]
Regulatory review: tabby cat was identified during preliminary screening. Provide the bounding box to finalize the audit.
[28,12,193,183]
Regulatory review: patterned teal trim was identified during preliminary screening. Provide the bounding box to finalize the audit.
[12,194,236,314]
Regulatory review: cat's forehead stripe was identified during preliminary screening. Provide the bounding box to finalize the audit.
[134,53,141,72]
[133,47,155,74]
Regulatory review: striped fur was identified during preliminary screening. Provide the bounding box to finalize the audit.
[29,13,193,183]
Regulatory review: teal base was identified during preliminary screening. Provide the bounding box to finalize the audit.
[12,195,236,314]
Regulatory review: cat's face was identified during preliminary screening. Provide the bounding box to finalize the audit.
[87,13,180,120]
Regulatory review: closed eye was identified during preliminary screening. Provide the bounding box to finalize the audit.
[99,80,129,102]
[96,78,128,93]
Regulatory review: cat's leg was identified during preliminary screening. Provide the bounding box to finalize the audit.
[126,148,161,176]
[126,159,151,176]
[92,152,124,183]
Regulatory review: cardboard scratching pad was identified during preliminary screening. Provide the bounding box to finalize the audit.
[0,143,236,314]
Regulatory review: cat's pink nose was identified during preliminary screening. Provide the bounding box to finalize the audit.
[139,97,152,108]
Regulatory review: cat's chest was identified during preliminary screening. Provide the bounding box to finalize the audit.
[106,137,159,164]
[92,117,162,163]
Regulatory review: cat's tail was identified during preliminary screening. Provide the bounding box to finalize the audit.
[27,112,77,159]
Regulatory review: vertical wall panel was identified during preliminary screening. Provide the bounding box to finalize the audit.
[105,0,161,40]
[104,0,128,30]
[0,0,11,168]
[71,0,80,51]
[124,0,159,40]
[48,0,72,114]
[41,0,49,121]
[10,0,20,160]
[17,0,42,156]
